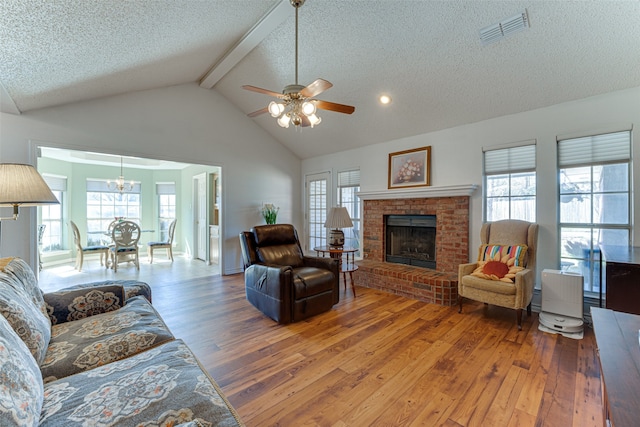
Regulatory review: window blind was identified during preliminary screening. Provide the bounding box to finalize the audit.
[338,169,360,187]
[558,131,630,167]
[484,144,536,174]
[43,175,67,192]
[156,182,176,195]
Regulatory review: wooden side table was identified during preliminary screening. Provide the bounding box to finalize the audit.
[314,245,358,297]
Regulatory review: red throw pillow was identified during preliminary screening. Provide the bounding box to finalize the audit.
[482,260,509,278]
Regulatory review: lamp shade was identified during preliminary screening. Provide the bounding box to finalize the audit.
[324,207,353,229]
[0,164,59,207]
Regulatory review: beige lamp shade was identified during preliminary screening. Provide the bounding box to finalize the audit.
[0,163,59,219]
[324,207,353,247]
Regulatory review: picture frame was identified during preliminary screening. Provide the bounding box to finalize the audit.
[388,146,431,189]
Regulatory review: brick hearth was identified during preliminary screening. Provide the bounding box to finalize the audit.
[354,194,471,306]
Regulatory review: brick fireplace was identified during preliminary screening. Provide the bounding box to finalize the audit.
[355,185,476,305]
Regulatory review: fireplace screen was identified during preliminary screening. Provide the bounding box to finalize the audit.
[385,215,436,269]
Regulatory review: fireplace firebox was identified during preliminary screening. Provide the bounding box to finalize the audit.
[385,214,436,269]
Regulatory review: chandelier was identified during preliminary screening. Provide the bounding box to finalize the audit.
[267,0,321,129]
[107,157,134,193]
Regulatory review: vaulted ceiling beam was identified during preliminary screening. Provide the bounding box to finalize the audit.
[199,0,290,89]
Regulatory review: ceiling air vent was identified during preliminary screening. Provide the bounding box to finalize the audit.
[480,10,529,45]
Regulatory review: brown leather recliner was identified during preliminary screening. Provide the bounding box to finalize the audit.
[239,224,339,324]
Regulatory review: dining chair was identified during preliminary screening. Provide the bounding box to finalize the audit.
[110,220,141,272]
[70,220,109,271]
[147,219,177,263]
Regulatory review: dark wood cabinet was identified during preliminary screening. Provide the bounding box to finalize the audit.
[591,307,640,427]
[600,245,640,315]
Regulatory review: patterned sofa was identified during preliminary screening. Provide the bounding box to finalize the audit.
[0,257,243,427]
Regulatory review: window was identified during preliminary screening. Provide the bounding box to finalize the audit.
[86,180,141,246]
[337,169,360,252]
[41,175,66,252]
[306,172,329,251]
[484,143,536,221]
[558,131,631,296]
[156,183,176,242]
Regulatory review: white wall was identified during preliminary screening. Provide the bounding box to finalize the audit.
[0,82,302,274]
[302,86,640,283]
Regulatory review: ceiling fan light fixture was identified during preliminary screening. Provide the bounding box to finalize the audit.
[277,114,291,128]
[307,113,321,127]
[302,100,316,115]
[269,101,285,117]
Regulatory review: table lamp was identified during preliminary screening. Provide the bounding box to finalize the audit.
[0,163,59,221]
[324,206,353,248]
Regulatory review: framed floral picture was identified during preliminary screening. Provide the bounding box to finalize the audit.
[388,146,431,189]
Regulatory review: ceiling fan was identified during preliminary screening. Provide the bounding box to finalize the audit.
[242,0,355,129]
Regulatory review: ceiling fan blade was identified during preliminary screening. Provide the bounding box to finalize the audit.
[300,79,333,98]
[247,107,269,117]
[315,100,355,115]
[242,85,283,98]
[300,115,311,127]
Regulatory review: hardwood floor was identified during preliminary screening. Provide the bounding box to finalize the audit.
[40,257,603,427]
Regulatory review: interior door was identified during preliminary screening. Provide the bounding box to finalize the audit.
[193,173,208,261]
[305,171,331,253]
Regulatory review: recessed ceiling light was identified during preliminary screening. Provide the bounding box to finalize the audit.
[379,95,392,105]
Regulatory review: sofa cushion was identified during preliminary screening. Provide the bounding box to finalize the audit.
[0,313,44,427]
[40,296,174,382]
[0,257,48,319]
[57,280,152,303]
[44,284,125,325]
[461,274,517,295]
[40,339,243,427]
[0,281,51,365]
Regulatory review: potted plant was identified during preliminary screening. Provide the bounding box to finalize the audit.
[261,204,279,225]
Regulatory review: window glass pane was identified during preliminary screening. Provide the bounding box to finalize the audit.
[560,194,592,223]
[486,174,509,197]
[594,163,628,192]
[560,167,591,194]
[510,196,535,221]
[486,197,509,221]
[510,172,536,196]
[593,193,628,224]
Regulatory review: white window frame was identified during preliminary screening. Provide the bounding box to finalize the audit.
[305,172,330,252]
[86,179,142,246]
[337,169,360,253]
[483,141,537,222]
[558,130,632,296]
[40,175,66,252]
[156,182,176,242]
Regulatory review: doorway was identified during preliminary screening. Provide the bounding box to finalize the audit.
[35,144,221,273]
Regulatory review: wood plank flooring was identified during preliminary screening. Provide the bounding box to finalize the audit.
[40,257,603,427]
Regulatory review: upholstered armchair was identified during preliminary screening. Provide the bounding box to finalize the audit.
[239,224,339,324]
[458,219,538,330]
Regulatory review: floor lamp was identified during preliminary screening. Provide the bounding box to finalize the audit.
[0,163,59,257]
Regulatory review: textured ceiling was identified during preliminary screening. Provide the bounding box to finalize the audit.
[2,0,640,159]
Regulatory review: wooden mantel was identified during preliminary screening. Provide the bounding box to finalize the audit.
[357,184,478,200]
